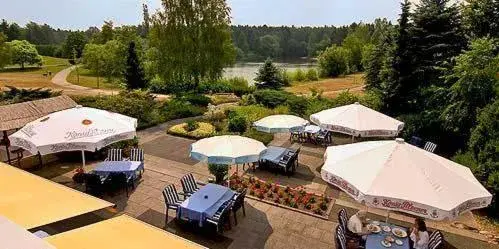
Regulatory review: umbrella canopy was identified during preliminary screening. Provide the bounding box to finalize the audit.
[310,102,404,137]
[0,216,56,249]
[321,138,492,220]
[9,106,137,155]
[253,115,309,133]
[190,135,266,164]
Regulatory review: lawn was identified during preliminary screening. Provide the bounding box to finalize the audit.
[0,56,69,88]
[285,73,365,98]
[67,67,121,90]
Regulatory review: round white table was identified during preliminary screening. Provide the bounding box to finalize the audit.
[304,125,320,134]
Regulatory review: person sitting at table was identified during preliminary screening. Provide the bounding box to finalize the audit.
[347,210,371,240]
[409,218,430,249]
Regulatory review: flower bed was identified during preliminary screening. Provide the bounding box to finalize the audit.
[168,122,215,139]
[229,174,332,216]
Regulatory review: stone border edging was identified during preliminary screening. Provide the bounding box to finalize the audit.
[246,194,334,220]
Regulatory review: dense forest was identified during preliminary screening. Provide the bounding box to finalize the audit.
[0,18,389,61]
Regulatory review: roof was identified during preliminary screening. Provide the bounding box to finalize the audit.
[0,95,77,131]
[45,215,207,249]
[0,164,114,229]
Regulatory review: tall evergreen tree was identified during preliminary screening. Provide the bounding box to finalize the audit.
[382,0,414,115]
[411,0,466,91]
[463,0,499,38]
[124,41,147,89]
[142,4,150,35]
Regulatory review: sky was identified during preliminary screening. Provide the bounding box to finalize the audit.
[0,0,412,30]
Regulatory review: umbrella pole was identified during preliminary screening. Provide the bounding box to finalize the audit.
[81,150,86,168]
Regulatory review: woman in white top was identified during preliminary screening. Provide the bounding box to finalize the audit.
[410,218,430,249]
[347,210,370,240]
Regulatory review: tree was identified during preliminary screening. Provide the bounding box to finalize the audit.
[342,23,371,71]
[462,0,499,38]
[317,45,351,77]
[468,100,499,215]
[441,38,499,146]
[254,58,283,89]
[82,40,127,81]
[142,4,150,35]
[362,27,395,90]
[7,40,42,69]
[0,33,12,68]
[258,35,281,58]
[124,41,147,89]
[62,31,87,58]
[149,0,235,86]
[92,21,114,44]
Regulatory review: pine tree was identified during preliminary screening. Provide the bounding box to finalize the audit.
[382,0,414,115]
[254,58,282,89]
[124,41,147,90]
[411,0,466,90]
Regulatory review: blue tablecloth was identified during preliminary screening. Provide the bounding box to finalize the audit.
[178,183,236,226]
[93,161,144,180]
[366,222,410,249]
[260,146,290,164]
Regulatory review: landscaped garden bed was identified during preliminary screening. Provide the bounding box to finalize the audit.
[229,174,333,218]
[168,121,215,139]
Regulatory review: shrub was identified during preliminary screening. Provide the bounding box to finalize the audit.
[0,86,61,105]
[162,99,206,120]
[210,94,240,105]
[305,68,319,81]
[205,108,226,122]
[228,114,247,133]
[208,164,229,184]
[185,120,199,131]
[198,80,232,94]
[227,77,253,96]
[253,89,293,108]
[286,96,308,116]
[168,122,215,139]
[280,70,292,86]
[180,94,212,107]
[318,45,351,77]
[243,128,274,145]
[230,105,275,123]
[36,45,62,57]
[293,68,307,82]
[240,94,257,106]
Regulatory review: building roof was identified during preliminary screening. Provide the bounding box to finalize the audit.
[45,215,207,249]
[0,95,77,131]
[0,164,114,229]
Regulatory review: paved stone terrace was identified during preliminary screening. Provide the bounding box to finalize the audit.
[30,125,497,249]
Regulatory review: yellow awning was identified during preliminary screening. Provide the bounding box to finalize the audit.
[0,164,113,229]
[45,215,206,249]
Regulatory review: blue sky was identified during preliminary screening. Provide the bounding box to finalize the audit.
[0,0,405,30]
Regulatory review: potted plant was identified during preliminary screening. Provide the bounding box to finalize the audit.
[208,164,229,185]
[72,167,86,184]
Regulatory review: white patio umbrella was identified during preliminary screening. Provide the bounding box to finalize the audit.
[0,216,55,249]
[310,102,404,139]
[190,135,266,165]
[321,138,492,221]
[253,115,309,133]
[9,106,137,167]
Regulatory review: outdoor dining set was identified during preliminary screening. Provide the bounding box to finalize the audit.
[162,173,247,234]
[85,148,145,197]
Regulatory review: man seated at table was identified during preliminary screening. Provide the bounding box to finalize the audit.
[347,210,371,240]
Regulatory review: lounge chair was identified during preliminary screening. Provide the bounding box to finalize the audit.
[104,172,133,197]
[105,148,123,161]
[162,184,184,224]
[180,173,202,196]
[231,188,247,225]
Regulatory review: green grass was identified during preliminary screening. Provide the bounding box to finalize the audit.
[67,67,122,90]
[0,56,70,88]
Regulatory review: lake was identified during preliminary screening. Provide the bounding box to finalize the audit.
[223,62,317,85]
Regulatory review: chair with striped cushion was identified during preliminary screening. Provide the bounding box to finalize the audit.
[338,208,348,231]
[162,184,183,224]
[105,148,123,161]
[424,142,437,153]
[336,225,347,249]
[129,148,144,162]
[206,201,233,234]
[231,188,247,225]
[180,173,200,196]
[428,230,444,249]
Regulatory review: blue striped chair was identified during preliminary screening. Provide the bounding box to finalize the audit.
[206,201,233,234]
[336,225,347,249]
[105,149,123,161]
[129,148,144,162]
[180,173,201,196]
[429,230,444,249]
[162,184,183,224]
[424,142,437,153]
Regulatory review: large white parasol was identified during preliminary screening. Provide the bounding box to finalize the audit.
[0,216,55,249]
[9,106,137,166]
[321,138,492,220]
[253,115,309,133]
[310,102,404,138]
[190,135,266,165]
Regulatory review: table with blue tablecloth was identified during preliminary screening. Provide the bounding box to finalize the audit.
[178,183,236,227]
[92,161,144,180]
[260,146,292,164]
[366,222,410,249]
